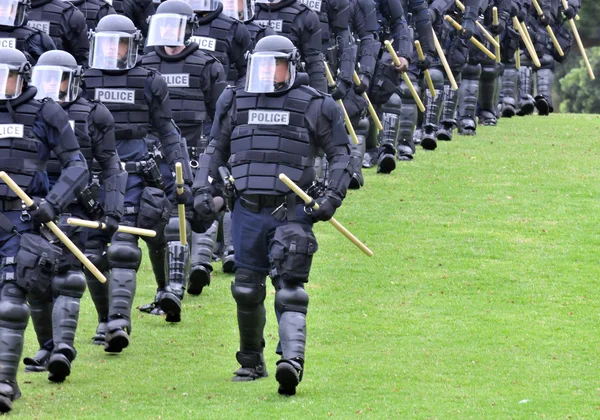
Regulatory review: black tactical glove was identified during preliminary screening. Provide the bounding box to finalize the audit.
[461,18,475,39]
[331,79,351,101]
[354,74,370,95]
[429,7,442,26]
[310,195,339,222]
[416,53,434,71]
[100,215,120,238]
[563,5,576,20]
[491,19,505,36]
[29,200,57,225]
[539,13,553,26]
[175,184,192,205]
[193,190,216,224]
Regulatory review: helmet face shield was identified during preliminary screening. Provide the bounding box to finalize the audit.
[185,0,219,12]
[0,64,24,99]
[245,51,295,93]
[0,0,27,27]
[221,0,254,22]
[147,13,188,47]
[89,32,138,70]
[31,65,79,102]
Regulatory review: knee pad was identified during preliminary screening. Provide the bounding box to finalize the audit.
[400,77,420,103]
[137,186,171,232]
[84,240,107,273]
[428,67,445,89]
[380,93,402,115]
[275,281,309,315]
[539,53,554,69]
[269,224,318,282]
[0,285,29,330]
[107,234,141,271]
[164,216,184,243]
[462,63,482,80]
[15,233,61,295]
[52,270,86,299]
[231,268,266,306]
[481,64,501,82]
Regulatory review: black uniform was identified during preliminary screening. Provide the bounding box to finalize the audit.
[27,0,90,65]
[254,0,327,91]
[245,18,277,47]
[0,23,55,64]
[111,0,155,37]
[71,0,116,31]
[0,84,88,411]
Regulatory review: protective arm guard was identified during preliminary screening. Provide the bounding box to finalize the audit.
[300,10,328,92]
[328,0,355,82]
[64,7,90,67]
[397,25,413,60]
[352,0,379,77]
[567,0,581,14]
[39,100,89,212]
[311,96,351,202]
[24,31,57,65]
[147,73,192,185]
[357,36,380,79]
[204,60,228,121]
[408,0,435,55]
[231,22,253,79]
[90,103,126,220]
[385,0,409,51]
[193,89,235,195]
[125,0,155,37]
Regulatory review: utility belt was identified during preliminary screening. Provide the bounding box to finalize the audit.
[121,158,165,190]
[0,199,28,212]
[238,193,303,215]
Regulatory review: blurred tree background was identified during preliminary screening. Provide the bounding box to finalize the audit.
[554,2,600,113]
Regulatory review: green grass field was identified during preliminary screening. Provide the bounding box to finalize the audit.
[11,114,600,418]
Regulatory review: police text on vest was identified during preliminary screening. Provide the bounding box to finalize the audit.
[190,36,216,51]
[248,110,290,125]
[163,73,190,87]
[94,89,135,104]
[0,124,24,139]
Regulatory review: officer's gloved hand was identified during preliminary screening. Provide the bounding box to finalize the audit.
[175,184,192,206]
[491,19,506,36]
[354,74,370,95]
[539,13,553,26]
[461,18,475,39]
[331,79,351,101]
[416,53,434,71]
[310,194,340,222]
[29,200,57,225]
[100,215,120,238]
[429,7,442,26]
[193,190,216,223]
[563,5,576,20]
[394,56,409,73]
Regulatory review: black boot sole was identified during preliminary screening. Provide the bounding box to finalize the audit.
[0,395,12,413]
[517,103,534,116]
[276,363,299,396]
[377,154,396,174]
[502,107,515,118]
[421,137,437,150]
[536,99,549,116]
[47,354,71,383]
[222,256,235,274]
[160,294,182,323]
[188,267,210,295]
[104,330,129,353]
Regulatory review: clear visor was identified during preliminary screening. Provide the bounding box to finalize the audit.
[0,0,26,27]
[0,64,24,99]
[245,51,295,93]
[89,32,138,70]
[147,14,188,47]
[221,0,254,21]
[31,65,78,103]
[186,0,219,12]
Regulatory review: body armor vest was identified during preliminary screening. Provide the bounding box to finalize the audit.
[229,86,320,195]
[83,67,151,143]
[0,25,38,51]
[71,0,113,31]
[46,98,93,176]
[27,0,75,50]
[0,92,46,199]
[255,1,309,45]
[191,11,233,75]
[141,48,210,146]
[112,0,124,14]
[245,20,272,48]
[299,0,331,52]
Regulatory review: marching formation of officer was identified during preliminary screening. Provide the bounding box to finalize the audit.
[0,0,589,412]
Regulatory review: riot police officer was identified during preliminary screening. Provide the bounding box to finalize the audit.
[22,50,126,373]
[193,35,351,395]
[111,0,155,38]
[254,0,327,92]
[0,48,88,412]
[140,0,226,312]
[84,15,192,350]
[0,0,56,64]
[221,0,276,47]
[26,0,89,66]
[186,0,253,85]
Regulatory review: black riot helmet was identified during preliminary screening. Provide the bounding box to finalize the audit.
[221,0,254,22]
[245,35,299,93]
[31,50,82,103]
[147,0,196,47]
[89,15,143,70]
[0,0,30,28]
[0,48,30,99]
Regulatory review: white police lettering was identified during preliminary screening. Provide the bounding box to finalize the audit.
[0,124,24,139]
[0,38,16,48]
[254,20,283,32]
[69,120,75,131]
[27,20,50,34]
[163,73,190,87]
[299,0,321,12]
[190,36,216,51]
[248,110,290,125]
[94,89,135,104]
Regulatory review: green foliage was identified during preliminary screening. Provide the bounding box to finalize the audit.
[9,114,600,418]
[557,47,600,113]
